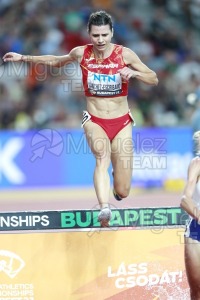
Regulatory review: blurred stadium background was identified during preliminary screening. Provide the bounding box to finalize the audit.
[0,0,200,212]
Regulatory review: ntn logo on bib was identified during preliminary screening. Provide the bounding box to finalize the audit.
[88,72,122,96]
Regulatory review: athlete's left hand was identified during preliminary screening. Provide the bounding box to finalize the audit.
[118,67,140,81]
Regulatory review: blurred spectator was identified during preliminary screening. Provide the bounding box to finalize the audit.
[193,110,200,129]
[188,92,200,133]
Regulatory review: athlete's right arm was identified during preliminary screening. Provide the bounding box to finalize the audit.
[3,46,84,67]
[180,157,200,221]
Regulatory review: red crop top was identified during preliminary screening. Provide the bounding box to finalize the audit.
[80,44,128,97]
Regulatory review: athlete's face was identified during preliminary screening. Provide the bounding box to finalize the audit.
[89,25,113,52]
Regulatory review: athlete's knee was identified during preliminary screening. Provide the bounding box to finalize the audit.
[94,143,110,161]
[114,184,131,198]
[93,138,110,158]
[96,153,111,169]
[95,150,108,160]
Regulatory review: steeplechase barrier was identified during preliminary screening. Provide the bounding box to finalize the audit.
[0,207,189,300]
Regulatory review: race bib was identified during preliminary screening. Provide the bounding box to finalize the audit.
[87,71,122,96]
[81,110,91,127]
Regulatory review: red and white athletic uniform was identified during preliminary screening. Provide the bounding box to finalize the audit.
[80,44,135,140]
[80,44,128,97]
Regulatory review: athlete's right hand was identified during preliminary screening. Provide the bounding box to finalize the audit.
[118,67,141,81]
[3,52,22,62]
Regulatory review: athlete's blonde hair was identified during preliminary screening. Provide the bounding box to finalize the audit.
[193,131,200,155]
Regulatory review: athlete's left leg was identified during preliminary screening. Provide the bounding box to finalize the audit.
[111,123,133,200]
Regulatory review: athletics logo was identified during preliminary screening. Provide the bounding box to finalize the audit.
[0,250,25,278]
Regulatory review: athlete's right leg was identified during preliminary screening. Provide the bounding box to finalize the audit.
[83,120,111,226]
[185,237,200,299]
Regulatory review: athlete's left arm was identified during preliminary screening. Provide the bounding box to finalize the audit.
[121,47,158,85]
